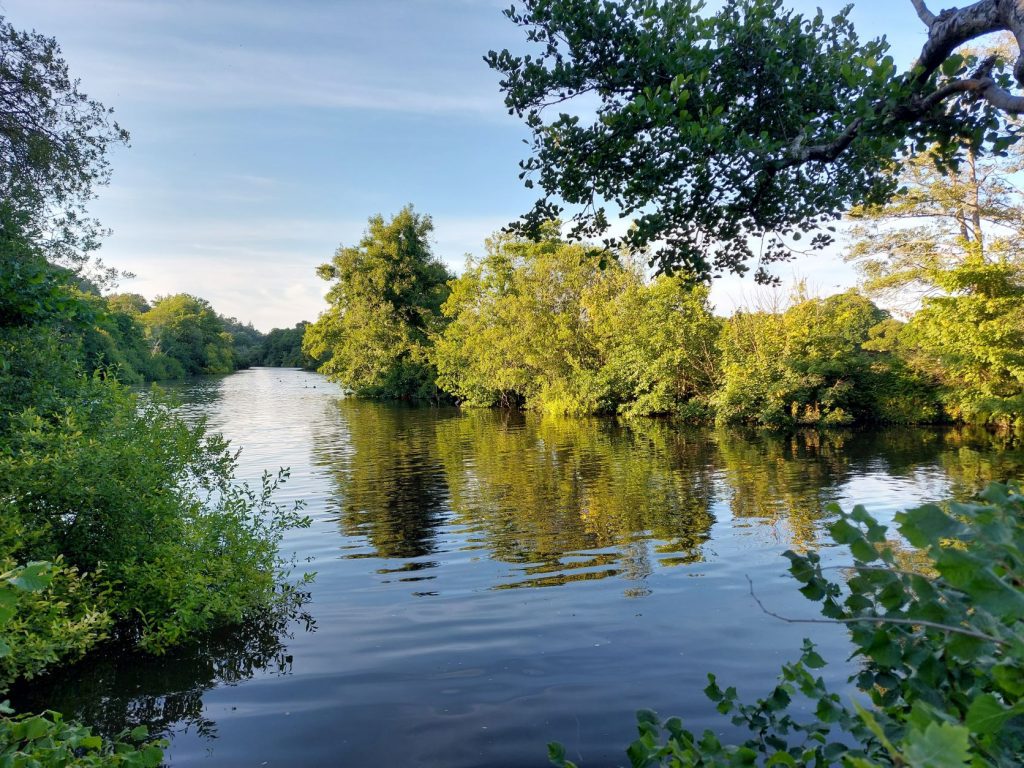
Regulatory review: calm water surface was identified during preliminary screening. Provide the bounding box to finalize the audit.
[22,368,1024,766]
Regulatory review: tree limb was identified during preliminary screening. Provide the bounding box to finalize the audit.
[910,0,937,27]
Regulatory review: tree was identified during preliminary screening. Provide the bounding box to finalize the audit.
[258,322,318,368]
[846,144,1024,426]
[303,206,453,399]
[219,315,265,369]
[847,145,1024,307]
[141,294,234,376]
[0,15,128,282]
[434,228,720,416]
[487,0,1024,281]
[713,290,933,426]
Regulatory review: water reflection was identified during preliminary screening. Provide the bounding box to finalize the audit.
[12,601,313,741]
[17,370,1024,768]
[436,413,718,588]
[313,404,1024,587]
[313,400,453,559]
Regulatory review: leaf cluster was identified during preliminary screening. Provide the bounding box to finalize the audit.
[0,564,166,766]
[487,0,906,281]
[303,206,453,399]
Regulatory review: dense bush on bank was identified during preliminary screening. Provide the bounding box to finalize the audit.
[1,243,310,763]
[304,211,1023,429]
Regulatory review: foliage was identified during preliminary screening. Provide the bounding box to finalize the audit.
[488,0,1023,280]
[0,558,109,693]
[0,378,311,654]
[845,144,1024,428]
[0,563,166,766]
[140,294,235,376]
[257,322,318,368]
[219,315,265,369]
[0,710,164,768]
[435,229,720,416]
[303,206,452,399]
[550,481,1024,767]
[907,261,1024,428]
[846,146,1024,307]
[713,291,937,427]
[0,15,129,283]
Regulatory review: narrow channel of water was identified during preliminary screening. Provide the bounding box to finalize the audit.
[20,368,1024,766]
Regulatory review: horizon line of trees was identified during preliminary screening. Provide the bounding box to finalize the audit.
[303,196,1024,431]
[73,283,319,384]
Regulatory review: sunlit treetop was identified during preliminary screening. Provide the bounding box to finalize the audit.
[487,0,1024,282]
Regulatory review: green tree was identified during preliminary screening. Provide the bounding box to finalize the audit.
[0,15,129,283]
[141,294,234,376]
[713,290,928,426]
[104,293,150,315]
[258,322,318,368]
[488,0,1024,281]
[219,315,265,369]
[435,229,720,416]
[909,261,1024,427]
[303,206,452,399]
[846,145,1024,427]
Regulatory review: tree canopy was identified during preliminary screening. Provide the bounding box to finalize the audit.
[434,228,721,416]
[487,0,1024,281]
[303,206,453,399]
[0,15,128,282]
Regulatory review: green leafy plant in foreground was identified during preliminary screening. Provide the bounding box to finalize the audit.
[0,563,165,767]
[551,481,1024,767]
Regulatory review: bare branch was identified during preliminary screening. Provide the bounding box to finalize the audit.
[746,575,1007,646]
[913,0,1003,83]
[910,0,937,27]
[917,74,1024,114]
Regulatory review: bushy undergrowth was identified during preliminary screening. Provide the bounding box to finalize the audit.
[1,248,311,763]
[0,563,166,766]
[551,481,1024,767]
[0,377,311,674]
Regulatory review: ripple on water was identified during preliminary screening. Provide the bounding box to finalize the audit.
[18,369,1024,767]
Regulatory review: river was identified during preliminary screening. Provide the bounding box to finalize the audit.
[18,368,1024,766]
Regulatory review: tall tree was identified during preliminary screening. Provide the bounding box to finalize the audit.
[303,206,452,399]
[846,142,1024,426]
[487,0,1024,281]
[141,294,235,376]
[0,15,128,282]
[846,145,1024,307]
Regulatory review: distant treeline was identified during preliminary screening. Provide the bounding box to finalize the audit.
[303,207,1024,431]
[76,283,317,382]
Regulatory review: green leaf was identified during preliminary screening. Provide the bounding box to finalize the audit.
[896,505,959,548]
[902,721,970,767]
[8,562,53,593]
[80,734,104,751]
[548,741,574,767]
[965,693,1016,735]
[21,716,50,740]
[853,701,895,755]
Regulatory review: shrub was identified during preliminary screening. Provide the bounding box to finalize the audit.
[0,380,311,655]
[0,563,166,766]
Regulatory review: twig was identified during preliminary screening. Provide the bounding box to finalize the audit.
[746,575,1007,646]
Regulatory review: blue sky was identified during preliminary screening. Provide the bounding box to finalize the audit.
[4,0,932,330]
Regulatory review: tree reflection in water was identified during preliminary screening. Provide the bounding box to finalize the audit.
[10,593,315,741]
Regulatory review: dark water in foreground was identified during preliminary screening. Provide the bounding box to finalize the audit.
[20,368,1024,766]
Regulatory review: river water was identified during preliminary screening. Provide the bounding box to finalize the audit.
[20,368,1024,766]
